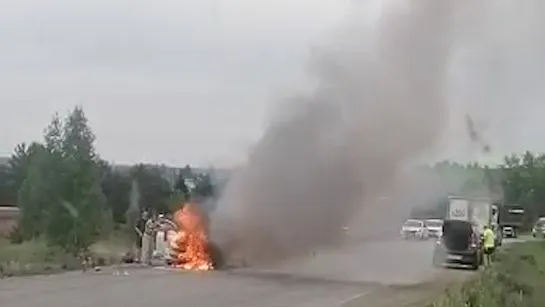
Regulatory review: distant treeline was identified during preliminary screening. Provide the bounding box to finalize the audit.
[411,153,545,228]
[0,107,226,253]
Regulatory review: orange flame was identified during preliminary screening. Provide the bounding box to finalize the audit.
[169,203,214,271]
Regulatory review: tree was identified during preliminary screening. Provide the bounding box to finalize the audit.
[174,170,189,196]
[131,164,172,214]
[193,172,217,214]
[20,107,109,252]
[0,164,14,205]
[17,143,55,239]
[5,142,45,204]
[99,161,131,224]
[193,173,214,198]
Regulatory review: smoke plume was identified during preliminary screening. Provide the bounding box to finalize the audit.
[209,0,545,266]
[465,114,491,154]
[211,0,454,266]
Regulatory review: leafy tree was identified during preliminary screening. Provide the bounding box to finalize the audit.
[0,164,14,205]
[174,170,189,196]
[17,107,108,252]
[46,106,107,252]
[167,169,190,210]
[4,142,45,203]
[181,164,193,178]
[418,154,545,228]
[131,164,172,214]
[17,143,55,239]
[194,173,214,198]
[99,161,131,224]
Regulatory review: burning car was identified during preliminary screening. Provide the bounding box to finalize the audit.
[154,202,222,271]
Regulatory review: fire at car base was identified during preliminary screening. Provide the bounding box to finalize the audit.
[166,202,215,271]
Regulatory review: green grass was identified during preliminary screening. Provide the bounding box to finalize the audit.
[0,232,132,277]
[0,239,81,277]
[430,240,545,307]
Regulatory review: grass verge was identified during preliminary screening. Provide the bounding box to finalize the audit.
[0,239,81,277]
[0,232,130,278]
[430,240,545,307]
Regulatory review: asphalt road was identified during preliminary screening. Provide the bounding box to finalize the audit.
[0,239,473,307]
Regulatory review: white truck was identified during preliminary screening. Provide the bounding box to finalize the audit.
[446,196,502,246]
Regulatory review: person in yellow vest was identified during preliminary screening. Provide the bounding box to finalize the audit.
[483,225,496,267]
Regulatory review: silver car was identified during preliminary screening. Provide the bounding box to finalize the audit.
[424,219,443,238]
[532,218,545,238]
[401,219,428,240]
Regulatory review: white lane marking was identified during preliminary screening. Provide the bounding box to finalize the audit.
[337,292,370,306]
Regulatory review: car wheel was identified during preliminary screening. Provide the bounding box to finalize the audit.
[470,260,479,270]
[470,254,480,270]
[209,241,224,269]
[432,253,442,267]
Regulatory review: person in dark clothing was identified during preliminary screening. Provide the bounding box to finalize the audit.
[134,211,148,262]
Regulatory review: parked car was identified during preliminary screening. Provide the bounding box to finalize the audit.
[433,220,482,270]
[532,217,545,238]
[502,226,516,238]
[424,219,443,238]
[400,219,428,240]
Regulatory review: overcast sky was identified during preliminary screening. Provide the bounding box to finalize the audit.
[1,1,545,167]
[0,0,352,166]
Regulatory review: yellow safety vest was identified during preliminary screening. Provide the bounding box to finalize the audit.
[483,228,495,248]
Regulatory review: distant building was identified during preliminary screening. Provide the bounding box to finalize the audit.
[0,206,19,237]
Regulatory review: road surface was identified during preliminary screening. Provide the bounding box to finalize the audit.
[0,239,474,307]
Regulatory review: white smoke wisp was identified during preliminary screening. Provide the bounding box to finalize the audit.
[209,0,455,266]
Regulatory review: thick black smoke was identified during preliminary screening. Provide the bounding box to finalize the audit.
[210,0,454,266]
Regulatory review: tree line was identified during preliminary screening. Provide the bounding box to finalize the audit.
[2,106,545,251]
[412,153,545,228]
[0,106,217,253]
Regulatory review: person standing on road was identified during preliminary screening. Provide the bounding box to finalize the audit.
[483,225,496,267]
[141,212,157,266]
[134,211,147,263]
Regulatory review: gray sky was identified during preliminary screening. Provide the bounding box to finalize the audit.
[0,0,350,166]
[1,1,545,167]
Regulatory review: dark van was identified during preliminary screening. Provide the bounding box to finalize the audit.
[432,219,483,270]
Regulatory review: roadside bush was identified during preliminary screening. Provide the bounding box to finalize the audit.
[8,225,24,244]
[0,239,81,277]
[0,233,128,278]
[430,241,545,307]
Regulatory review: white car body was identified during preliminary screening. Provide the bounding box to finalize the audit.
[502,226,515,238]
[532,217,545,238]
[153,218,179,262]
[401,219,428,239]
[424,219,443,238]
